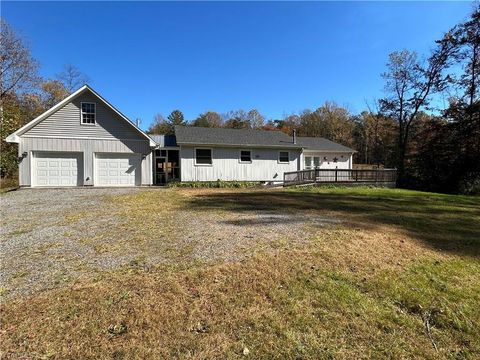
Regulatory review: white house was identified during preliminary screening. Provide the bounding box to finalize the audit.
[6,85,355,187]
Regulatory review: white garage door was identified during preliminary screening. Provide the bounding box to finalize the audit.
[34,152,81,187]
[95,153,141,186]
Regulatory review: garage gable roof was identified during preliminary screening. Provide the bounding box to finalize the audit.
[6,85,157,147]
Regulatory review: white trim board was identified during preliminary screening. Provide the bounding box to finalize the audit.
[21,135,153,143]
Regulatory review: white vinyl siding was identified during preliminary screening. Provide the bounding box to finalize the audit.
[23,93,141,139]
[181,146,301,182]
[302,151,353,170]
[18,137,153,186]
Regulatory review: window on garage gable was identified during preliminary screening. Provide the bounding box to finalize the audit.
[81,102,96,124]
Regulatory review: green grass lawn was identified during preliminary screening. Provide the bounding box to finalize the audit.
[1,187,479,359]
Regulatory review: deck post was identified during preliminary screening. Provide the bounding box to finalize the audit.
[335,169,338,182]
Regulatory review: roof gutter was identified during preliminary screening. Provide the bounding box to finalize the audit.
[176,141,304,149]
[303,149,357,153]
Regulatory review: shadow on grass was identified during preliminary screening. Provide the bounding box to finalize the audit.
[219,214,341,227]
[184,188,480,257]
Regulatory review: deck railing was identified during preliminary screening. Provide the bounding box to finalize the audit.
[283,168,397,187]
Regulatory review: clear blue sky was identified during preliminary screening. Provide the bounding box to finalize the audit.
[2,1,473,130]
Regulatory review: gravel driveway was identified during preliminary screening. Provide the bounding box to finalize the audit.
[1,187,338,300]
[0,188,140,300]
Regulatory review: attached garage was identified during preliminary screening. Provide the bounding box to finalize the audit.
[6,85,156,187]
[94,153,142,186]
[33,152,82,187]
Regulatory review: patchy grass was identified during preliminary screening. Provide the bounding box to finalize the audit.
[0,176,18,193]
[60,189,194,263]
[7,226,33,236]
[187,187,480,256]
[1,187,479,359]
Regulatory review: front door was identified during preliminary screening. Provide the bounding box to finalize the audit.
[155,157,166,185]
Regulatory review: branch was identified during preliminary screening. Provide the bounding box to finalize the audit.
[423,310,438,352]
[0,71,26,99]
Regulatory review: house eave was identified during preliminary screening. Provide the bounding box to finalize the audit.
[303,148,357,153]
[176,141,303,149]
[5,133,20,143]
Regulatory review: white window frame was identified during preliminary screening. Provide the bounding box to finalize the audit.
[305,156,313,169]
[194,147,213,166]
[278,151,290,164]
[80,102,96,125]
[239,150,252,164]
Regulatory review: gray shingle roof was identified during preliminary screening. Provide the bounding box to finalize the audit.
[174,126,355,152]
[296,136,355,152]
[174,126,301,148]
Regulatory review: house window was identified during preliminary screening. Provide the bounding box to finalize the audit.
[240,150,252,163]
[314,156,321,167]
[195,148,212,165]
[81,102,96,124]
[279,151,289,163]
[305,156,312,169]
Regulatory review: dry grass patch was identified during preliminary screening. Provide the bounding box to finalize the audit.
[1,247,479,359]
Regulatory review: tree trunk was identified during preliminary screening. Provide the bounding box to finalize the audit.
[396,139,407,186]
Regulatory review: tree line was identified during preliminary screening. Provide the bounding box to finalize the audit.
[149,6,479,194]
[1,6,478,194]
[1,19,89,179]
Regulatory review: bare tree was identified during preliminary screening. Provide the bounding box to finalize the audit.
[380,35,456,184]
[41,80,69,109]
[0,19,40,100]
[56,64,89,92]
[192,111,222,127]
[247,109,265,129]
[148,114,169,134]
[223,110,250,129]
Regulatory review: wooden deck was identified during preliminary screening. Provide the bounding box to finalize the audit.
[283,168,397,187]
